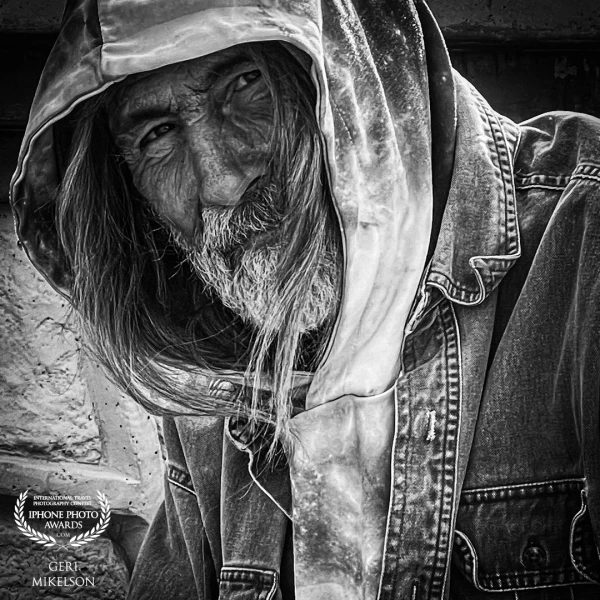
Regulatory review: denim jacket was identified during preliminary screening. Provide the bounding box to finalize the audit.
[125,74,600,600]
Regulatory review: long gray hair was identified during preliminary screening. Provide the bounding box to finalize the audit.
[53,42,342,453]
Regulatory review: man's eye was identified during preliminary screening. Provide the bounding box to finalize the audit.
[140,123,176,148]
[232,70,262,92]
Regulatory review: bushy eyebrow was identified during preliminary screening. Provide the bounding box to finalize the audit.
[184,56,254,95]
[112,52,257,137]
[116,107,175,134]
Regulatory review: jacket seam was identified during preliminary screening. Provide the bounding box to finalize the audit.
[428,83,520,307]
[517,183,569,191]
[435,301,463,600]
[167,463,196,495]
[569,489,600,583]
[515,163,600,190]
[429,271,508,305]
[454,530,589,592]
[571,173,600,185]
[220,566,278,600]
[462,477,585,495]
[472,85,519,258]
[168,477,197,496]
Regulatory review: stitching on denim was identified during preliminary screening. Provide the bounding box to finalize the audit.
[220,566,278,599]
[463,477,584,495]
[570,489,600,584]
[472,85,519,258]
[570,491,589,580]
[428,274,476,302]
[478,573,582,591]
[221,566,277,576]
[573,163,600,177]
[379,374,415,595]
[455,530,482,590]
[428,267,512,306]
[517,184,569,191]
[492,117,519,255]
[571,174,600,185]
[167,463,195,493]
[380,300,461,598]
[515,164,600,190]
[428,82,520,307]
[168,477,196,496]
[461,479,584,504]
[515,173,570,187]
[435,301,463,600]
[454,530,587,592]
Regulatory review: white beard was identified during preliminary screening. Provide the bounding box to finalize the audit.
[172,205,340,333]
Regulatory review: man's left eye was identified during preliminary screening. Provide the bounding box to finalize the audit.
[232,70,262,92]
[140,123,176,148]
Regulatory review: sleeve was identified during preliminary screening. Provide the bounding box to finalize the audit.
[126,417,219,600]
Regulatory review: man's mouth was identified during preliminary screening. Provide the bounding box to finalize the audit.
[190,176,282,265]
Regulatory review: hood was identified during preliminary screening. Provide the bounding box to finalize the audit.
[11,0,456,409]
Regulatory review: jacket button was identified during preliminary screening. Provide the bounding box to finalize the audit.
[521,544,547,569]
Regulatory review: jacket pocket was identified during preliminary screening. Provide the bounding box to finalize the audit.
[219,567,279,600]
[453,479,600,591]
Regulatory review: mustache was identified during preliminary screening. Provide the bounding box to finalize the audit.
[164,178,282,266]
[195,179,282,252]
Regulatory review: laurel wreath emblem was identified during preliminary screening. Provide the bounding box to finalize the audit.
[14,490,111,549]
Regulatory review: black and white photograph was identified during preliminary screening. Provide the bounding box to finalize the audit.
[1,1,600,598]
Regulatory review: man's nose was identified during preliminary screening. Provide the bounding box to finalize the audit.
[186,128,262,208]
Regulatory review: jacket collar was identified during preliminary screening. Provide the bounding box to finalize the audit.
[426,73,522,306]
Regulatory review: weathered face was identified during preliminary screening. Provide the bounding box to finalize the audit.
[110,45,274,240]
[108,44,341,334]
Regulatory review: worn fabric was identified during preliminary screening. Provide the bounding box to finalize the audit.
[126,79,600,600]
[10,0,456,597]
[11,0,444,407]
[10,0,600,598]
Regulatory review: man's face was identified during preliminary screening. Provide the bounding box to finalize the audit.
[109,45,340,333]
[110,45,273,238]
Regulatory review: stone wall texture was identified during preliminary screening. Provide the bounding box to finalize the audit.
[0,198,163,595]
[0,212,102,464]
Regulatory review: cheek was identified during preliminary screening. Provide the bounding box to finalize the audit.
[130,146,199,234]
[224,92,274,166]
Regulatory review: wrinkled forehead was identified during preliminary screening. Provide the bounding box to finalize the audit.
[108,41,313,132]
[109,44,254,107]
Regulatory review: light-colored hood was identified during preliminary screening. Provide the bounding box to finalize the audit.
[10,0,456,412]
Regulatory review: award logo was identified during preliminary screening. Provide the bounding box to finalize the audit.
[14,490,111,550]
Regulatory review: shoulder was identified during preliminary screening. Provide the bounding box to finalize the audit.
[509,112,600,281]
[514,111,600,192]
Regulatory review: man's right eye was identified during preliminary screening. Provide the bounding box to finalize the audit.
[140,123,176,148]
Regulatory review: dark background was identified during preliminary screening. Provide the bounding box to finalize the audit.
[0,0,599,204]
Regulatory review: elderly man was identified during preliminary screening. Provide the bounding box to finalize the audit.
[10,0,600,598]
